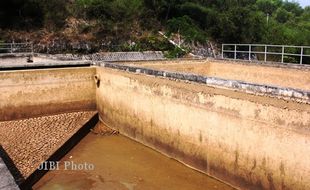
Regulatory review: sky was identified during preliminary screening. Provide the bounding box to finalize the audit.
[296,0,310,7]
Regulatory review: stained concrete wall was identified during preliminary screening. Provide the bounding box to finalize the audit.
[0,67,96,121]
[132,59,310,91]
[96,67,310,190]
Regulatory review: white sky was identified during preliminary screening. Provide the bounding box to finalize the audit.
[296,0,310,7]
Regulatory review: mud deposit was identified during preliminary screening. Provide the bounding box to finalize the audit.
[33,133,235,190]
[0,111,96,178]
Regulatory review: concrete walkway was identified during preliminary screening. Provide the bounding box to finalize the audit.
[0,157,19,190]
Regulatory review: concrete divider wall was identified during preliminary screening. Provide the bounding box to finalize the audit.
[36,51,165,61]
[0,67,96,121]
[96,67,310,190]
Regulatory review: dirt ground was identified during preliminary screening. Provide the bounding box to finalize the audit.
[136,61,212,76]
[127,60,310,90]
[91,122,119,136]
[0,111,96,178]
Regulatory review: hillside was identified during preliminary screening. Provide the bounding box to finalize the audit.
[0,0,309,55]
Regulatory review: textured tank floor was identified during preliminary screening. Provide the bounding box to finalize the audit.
[0,111,96,178]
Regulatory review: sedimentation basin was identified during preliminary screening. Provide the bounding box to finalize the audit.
[0,56,309,190]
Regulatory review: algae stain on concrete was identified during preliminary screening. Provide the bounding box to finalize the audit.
[33,133,235,190]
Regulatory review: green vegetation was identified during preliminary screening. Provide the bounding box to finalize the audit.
[0,0,309,49]
[164,47,187,58]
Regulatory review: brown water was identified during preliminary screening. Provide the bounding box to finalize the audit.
[33,133,235,190]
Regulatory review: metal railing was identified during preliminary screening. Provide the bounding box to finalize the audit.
[222,44,310,64]
[0,42,33,54]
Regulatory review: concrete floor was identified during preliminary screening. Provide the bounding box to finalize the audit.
[34,132,235,190]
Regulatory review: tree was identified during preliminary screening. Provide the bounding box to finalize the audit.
[274,7,293,23]
[256,0,282,15]
[0,0,43,29]
[38,0,69,29]
[167,15,206,43]
[282,1,303,16]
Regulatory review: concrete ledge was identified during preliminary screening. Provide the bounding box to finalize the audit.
[0,61,92,71]
[99,62,310,103]
[0,53,33,58]
[0,146,21,190]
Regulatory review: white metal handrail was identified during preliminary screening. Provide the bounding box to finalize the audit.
[0,42,33,54]
[222,44,310,64]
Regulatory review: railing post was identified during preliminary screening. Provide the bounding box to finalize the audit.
[264,45,267,62]
[222,44,224,59]
[234,44,237,60]
[281,46,284,63]
[31,43,34,54]
[10,43,13,53]
[249,44,251,61]
[300,47,303,65]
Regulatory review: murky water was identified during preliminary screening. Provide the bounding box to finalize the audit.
[33,133,234,190]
